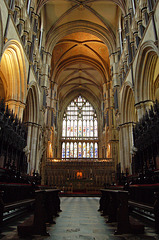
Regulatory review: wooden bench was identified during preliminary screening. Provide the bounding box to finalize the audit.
[17,190,49,237]
[99,189,145,234]
[17,189,61,237]
[0,191,35,232]
[3,198,35,221]
[128,184,159,233]
[4,198,35,212]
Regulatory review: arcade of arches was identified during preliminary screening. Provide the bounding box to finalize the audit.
[0,0,159,191]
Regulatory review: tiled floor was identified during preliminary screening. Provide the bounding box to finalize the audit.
[1,197,159,240]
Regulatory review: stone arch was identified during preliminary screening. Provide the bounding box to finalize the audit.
[154,74,159,101]
[58,92,100,159]
[0,40,27,119]
[135,41,159,104]
[58,89,102,158]
[60,89,100,119]
[36,0,126,17]
[23,82,40,124]
[119,82,137,174]
[0,71,7,100]
[120,82,137,124]
[46,21,116,55]
[0,8,3,61]
[54,55,107,85]
[23,82,41,174]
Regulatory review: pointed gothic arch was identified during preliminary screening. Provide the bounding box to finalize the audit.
[154,74,159,101]
[0,71,7,101]
[23,82,41,174]
[135,41,159,104]
[60,89,100,117]
[120,82,137,124]
[119,82,137,174]
[0,40,27,119]
[23,82,40,124]
[61,95,98,159]
[46,21,116,55]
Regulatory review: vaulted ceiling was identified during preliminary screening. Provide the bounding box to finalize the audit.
[36,0,125,104]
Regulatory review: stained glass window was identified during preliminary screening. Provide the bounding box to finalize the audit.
[83,142,86,158]
[87,142,90,157]
[94,119,98,137]
[71,120,73,136]
[83,120,86,137]
[62,95,98,159]
[90,120,93,137]
[66,142,69,158]
[87,120,89,136]
[62,120,66,136]
[74,142,77,158]
[70,142,73,158]
[78,119,82,137]
[67,120,70,137]
[95,142,98,158]
[74,120,77,136]
[78,142,82,158]
[62,142,65,158]
[90,142,93,158]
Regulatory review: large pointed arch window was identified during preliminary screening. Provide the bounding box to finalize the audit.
[62,95,98,159]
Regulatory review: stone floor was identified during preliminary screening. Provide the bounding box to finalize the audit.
[1,197,159,240]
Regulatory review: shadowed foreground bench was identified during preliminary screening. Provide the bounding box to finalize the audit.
[17,189,61,237]
[99,189,145,234]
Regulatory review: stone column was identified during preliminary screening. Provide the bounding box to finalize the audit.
[27,123,32,173]
[35,125,42,172]
[29,123,38,174]
[119,126,125,172]
[109,52,120,87]
[135,100,153,120]
[18,102,25,120]
[17,18,25,36]
[5,100,25,119]
[124,125,129,172]
[141,5,149,27]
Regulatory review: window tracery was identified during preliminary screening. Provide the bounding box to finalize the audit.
[62,95,98,159]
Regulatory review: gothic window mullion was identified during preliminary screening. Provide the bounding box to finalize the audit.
[66,116,67,138]
[62,95,98,159]
[93,116,94,138]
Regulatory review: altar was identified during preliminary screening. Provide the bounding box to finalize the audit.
[45,159,114,192]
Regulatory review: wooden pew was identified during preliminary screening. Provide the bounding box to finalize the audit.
[0,183,35,204]
[99,189,144,234]
[128,184,159,234]
[17,190,49,237]
[0,183,35,231]
[17,189,61,237]
[45,189,61,224]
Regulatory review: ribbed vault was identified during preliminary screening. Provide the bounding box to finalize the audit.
[37,0,123,105]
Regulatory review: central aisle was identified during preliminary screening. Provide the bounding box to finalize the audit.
[49,197,112,240]
[2,197,158,239]
[48,197,158,240]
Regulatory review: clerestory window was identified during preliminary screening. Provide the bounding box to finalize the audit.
[61,95,98,159]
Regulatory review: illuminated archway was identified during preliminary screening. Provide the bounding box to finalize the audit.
[135,41,159,102]
[0,72,6,100]
[135,41,159,119]
[153,59,159,101]
[0,8,3,60]
[0,40,27,119]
